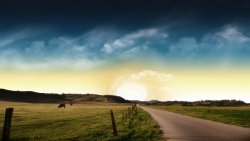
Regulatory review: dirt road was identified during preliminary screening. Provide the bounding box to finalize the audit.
[141,106,250,141]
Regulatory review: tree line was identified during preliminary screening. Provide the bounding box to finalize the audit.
[147,99,247,107]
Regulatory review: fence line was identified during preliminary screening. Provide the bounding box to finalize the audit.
[1,104,138,139]
[109,104,138,136]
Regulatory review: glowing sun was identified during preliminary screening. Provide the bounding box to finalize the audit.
[116,81,148,101]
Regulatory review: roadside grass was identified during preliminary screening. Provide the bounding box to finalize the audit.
[0,101,163,141]
[114,108,164,141]
[151,105,250,128]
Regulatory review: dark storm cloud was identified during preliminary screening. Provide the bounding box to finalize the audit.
[1,0,250,34]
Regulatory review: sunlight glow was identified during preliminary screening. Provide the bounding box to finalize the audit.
[116,81,148,101]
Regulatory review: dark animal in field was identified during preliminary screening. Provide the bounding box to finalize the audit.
[58,104,65,108]
[70,103,73,106]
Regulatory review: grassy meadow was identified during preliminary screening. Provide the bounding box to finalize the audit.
[151,105,250,128]
[0,101,163,141]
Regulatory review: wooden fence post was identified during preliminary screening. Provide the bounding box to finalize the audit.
[132,105,135,114]
[110,110,118,136]
[133,104,137,115]
[127,107,130,118]
[125,109,127,122]
[122,110,125,125]
[130,107,132,116]
[134,105,137,115]
[131,105,133,114]
[2,108,14,141]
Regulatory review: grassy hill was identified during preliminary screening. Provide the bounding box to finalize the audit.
[0,88,128,103]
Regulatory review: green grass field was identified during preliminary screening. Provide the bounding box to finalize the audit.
[0,101,163,141]
[151,105,250,128]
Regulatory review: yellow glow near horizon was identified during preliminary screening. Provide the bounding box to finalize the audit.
[168,70,250,102]
[1,65,250,102]
[0,71,110,94]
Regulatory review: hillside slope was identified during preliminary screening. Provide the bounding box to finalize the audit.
[0,88,128,103]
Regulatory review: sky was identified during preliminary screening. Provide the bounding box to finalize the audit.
[1,0,250,102]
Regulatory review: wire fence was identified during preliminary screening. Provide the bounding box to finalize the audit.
[1,104,138,140]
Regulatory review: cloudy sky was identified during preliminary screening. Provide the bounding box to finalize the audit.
[1,0,250,101]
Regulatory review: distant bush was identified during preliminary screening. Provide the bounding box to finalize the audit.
[192,100,246,107]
